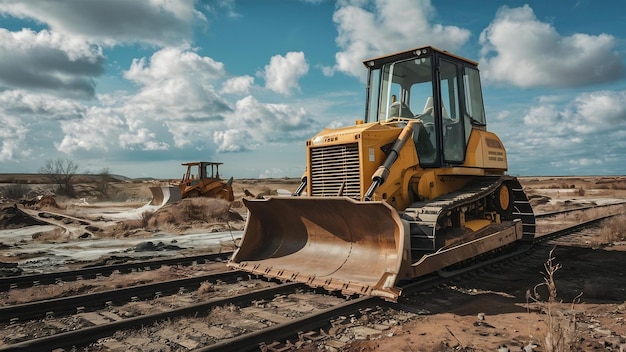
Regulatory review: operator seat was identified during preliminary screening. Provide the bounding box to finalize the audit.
[419,97,436,149]
[389,101,414,118]
[422,96,450,120]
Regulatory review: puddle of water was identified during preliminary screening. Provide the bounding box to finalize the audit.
[0,227,242,274]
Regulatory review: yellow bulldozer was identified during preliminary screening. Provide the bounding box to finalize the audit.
[228,46,535,301]
[149,161,234,206]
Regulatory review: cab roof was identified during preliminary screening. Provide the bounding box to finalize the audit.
[362,46,478,69]
[181,161,223,166]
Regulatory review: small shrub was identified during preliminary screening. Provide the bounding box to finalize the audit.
[2,183,30,200]
[526,248,583,352]
[182,199,205,221]
[255,186,278,199]
[599,215,626,244]
[141,211,154,228]
[114,219,143,232]
[109,191,132,202]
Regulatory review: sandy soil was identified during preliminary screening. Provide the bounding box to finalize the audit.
[1,175,626,351]
[0,178,301,273]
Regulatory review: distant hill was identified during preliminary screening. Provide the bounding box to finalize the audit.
[0,173,151,184]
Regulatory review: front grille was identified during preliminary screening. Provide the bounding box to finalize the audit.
[310,143,361,198]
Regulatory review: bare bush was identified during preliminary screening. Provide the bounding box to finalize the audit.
[95,168,112,200]
[599,215,626,244]
[526,248,583,352]
[141,211,154,228]
[1,183,30,200]
[39,158,79,197]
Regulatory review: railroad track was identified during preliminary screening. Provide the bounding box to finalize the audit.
[0,252,232,292]
[0,270,248,323]
[534,201,626,219]
[1,204,623,351]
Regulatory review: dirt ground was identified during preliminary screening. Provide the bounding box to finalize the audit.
[1,175,626,351]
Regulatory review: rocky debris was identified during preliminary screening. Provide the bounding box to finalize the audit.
[228,210,244,221]
[38,195,59,208]
[18,195,60,209]
[528,194,551,206]
[19,198,38,207]
[0,261,23,277]
[81,256,136,267]
[129,241,183,252]
[85,225,102,233]
[0,204,47,230]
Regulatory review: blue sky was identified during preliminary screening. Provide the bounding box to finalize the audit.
[0,0,624,179]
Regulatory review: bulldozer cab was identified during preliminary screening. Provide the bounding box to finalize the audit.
[150,161,234,206]
[363,46,487,167]
[181,161,222,183]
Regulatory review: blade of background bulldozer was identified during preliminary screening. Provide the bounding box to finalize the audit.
[228,197,406,301]
[148,186,182,206]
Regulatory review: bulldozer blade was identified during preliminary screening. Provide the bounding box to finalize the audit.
[228,197,407,301]
[149,186,182,206]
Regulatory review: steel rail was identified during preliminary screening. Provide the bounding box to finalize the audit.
[534,201,626,219]
[198,295,378,352]
[535,214,618,242]
[0,251,232,291]
[0,270,244,323]
[0,282,303,352]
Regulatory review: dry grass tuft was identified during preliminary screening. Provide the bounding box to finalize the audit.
[176,198,233,223]
[205,304,239,324]
[109,197,242,236]
[254,186,278,198]
[0,183,30,200]
[599,214,626,244]
[526,248,583,352]
[125,197,243,234]
[197,281,215,294]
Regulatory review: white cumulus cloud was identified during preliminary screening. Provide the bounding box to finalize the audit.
[0,115,30,161]
[502,90,626,175]
[479,5,624,88]
[221,75,254,94]
[119,128,169,151]
[56,106,126,153]
[0,0,202,46]
[328,0,471,79]
[122,46,233,147]
[0,28,104,97]
[214,96,318,152]
[213,129,256,152]
[263,52,309,96]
